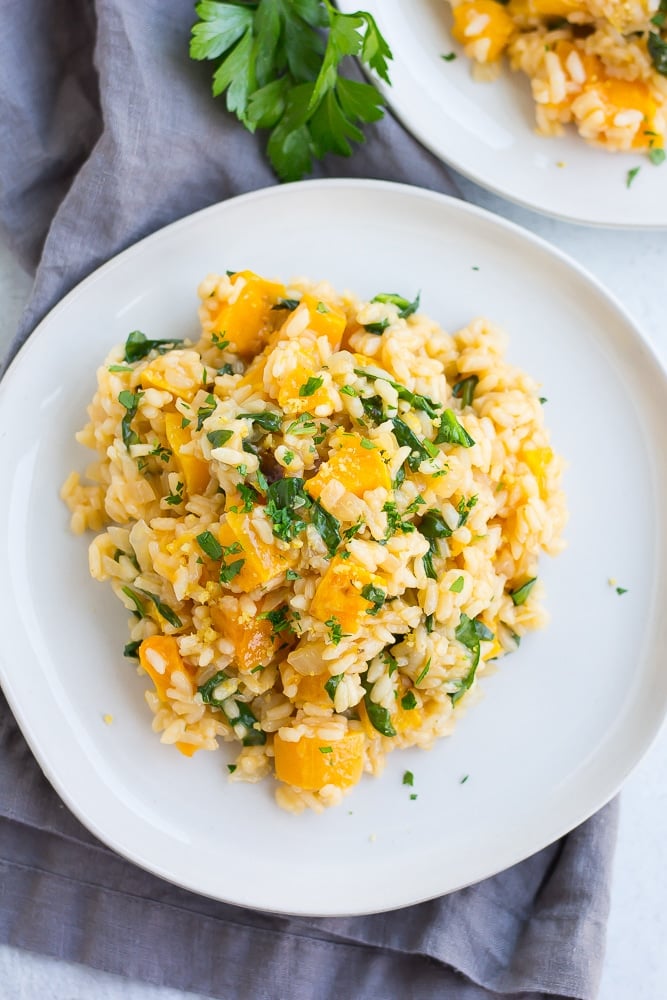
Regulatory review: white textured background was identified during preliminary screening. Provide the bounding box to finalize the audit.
[1,177,666,998]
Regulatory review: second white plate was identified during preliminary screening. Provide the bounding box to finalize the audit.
[338,0,667,227]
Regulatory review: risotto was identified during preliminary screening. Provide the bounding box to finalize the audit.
[447,0,667,153]
[62,271,566,813]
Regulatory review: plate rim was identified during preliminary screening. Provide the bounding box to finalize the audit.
[2,177,667,916]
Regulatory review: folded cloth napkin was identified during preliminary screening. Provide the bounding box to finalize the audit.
[0,2,619,997]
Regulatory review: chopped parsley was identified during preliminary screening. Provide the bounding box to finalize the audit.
[319,745,333,754]
[219,543,245,583]
[649,147,666,166]
[123,640,142,659]
[371,291,420,318]
[123,330,183,362]
[118,389,143,450]
[325,617,346,646]
[285,412,316,436]
[150,442,171,463]
[450,576,465,593]
[108,364,134,373]
[360,437,375,449]
[164,481,184,506]
[364,318,390,335]
[460,774,469,785]
[362,676,397,737]
[286,569,300,581]
[509,577,537,606]
[196,530,223,560]
[451,614,494,705]
[415,658,430,686]
[391,417,432,470]
[211,333,229,349]
[457,495,478,527]
[282,450,295,465]
[238,410,283,433]
[258,604,293,635]
[309,499,342,556]
[648,29,667,75]
[360,394,385,425]
[198,669,229,707]
[424,613,435,634]
[435,409,475,447]
[616,586,628,595]
[265,477,309,543]
[122,586,182,628]
[361,583,387,616]
[452,374,478,407]
[403,770,414,786]
[354,369,441,418]
[272,298,300,311]
[196,394,217,430]
[626,166,641,188]
[316,302,329,314]
[441,52,457,61]
[325,673,344,701]
[340,384,357,397]
[227,764,237,773]
[299,376,324,397]
[401,690,417,710]
[198,674,265,745]
[237,483,260,512]
[419,508,452,580]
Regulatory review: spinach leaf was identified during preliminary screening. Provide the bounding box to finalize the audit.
[509,577,537,606]
[434,409,475,448]
[371,291,420,318]
[124,330,184,362]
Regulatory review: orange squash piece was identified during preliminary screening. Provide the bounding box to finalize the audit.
[306,431,391,501]
[139,635,198,757]
[451,0,514,62]
[211,602,290,672]
[309,557,385,633]
[273,729,365,791]
[299,294,346,349]
[212,271,285,357]
[164,412,210,496]
[219,510,290,593]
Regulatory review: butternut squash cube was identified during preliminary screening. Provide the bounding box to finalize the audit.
[211,602,289,672]
[306,431,390,501]
[310,556,385,633]
[273,728,365,791]
[221,510,290,592]
[451,0,515,62]
[164,412,210,496]
[139,635,198,757]
[212,271,285,357]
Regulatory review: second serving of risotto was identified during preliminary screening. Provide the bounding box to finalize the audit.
[62,271,566,813]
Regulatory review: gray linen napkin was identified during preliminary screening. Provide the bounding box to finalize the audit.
[0,2,618,997]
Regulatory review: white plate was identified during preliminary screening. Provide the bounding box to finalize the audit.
[338,0,666,227]
[1,180,667,916]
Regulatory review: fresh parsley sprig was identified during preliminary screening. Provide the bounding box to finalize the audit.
[189,0,393,181]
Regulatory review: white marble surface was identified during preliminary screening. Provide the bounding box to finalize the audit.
[1,182,666,999]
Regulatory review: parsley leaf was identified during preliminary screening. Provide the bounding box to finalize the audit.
[362,675,396,737]
[361,583,386,616]
[325,672,344,700]
[238,410,283,433]
[648,30,667,75]
[626,166,641,188]
[310,498,342,556]
[371,291,420,318]
[509,577,537,606]
[118,390,144,450]
[197,530,223,560]
[391,417,432,470]
[124,330,183,362]
[434,409,475,448]
[354,368,441,418]
[299,375,324,397]
[451,614,493,705]
[190,1,393,182]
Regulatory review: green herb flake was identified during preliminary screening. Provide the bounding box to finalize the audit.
[441,52,457,61]
[415,658,431,686]
[509,577,537,606]
[626,166,641,188]
[118,389,144,450]
[460,774,469,784]
[211,332,230,350]
[272,298,300,311]
[391,417,432,470]
[364,318,390,335]
[164,481,184,506]
[435,408,475,448]
[316,302,329,314]
[238,410,282,433]
[310,499,342,556]
[340,384,357,397]
[410,793,418,800]
[452,374,479,408]
[325,673,344,702]
[539,396,548,405]
[648,30,667,76]
[285,412,316,436]
[325,617,347,646]
[227,764,237,773]
[401,691,417,711]
[319,745,333,755]
[362,689,397,737]
[360,437,375,449]
[197,530,223,560]
[219,557,245,584]
[258,604,293,635]
[355,369,441,418]
[286,569,300,581]
[123,330,183,363]
[282,450,295,465]
[108,364,134,373]
[361,583,386,616]
[123,640,142,659]
[181,416,191,429]
[403,770,414,786]
[196,394,217,430]
[250,664,265,674]
[299,376,324,397]
[371,291,420,318]
[616,586,628,595]
[649,147,666,166]
[425,613,435,634]
[450,575,465,593]
[451,613,494,705]
[237,483,259,513]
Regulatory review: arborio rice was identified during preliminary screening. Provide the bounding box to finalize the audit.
[62,271,566,813]
[447,0,667,153]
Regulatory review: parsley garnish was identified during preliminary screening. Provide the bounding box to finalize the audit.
[451,614,494,705]
[123,330,183,362]
[509,577,537,606]
[364,318,390,335]
[258,604,293,635]
[118,389,143,450]
[649,147,666,166]
[361,583,386,616]
[198,674,266,746]
[108,364,134,373]
[227,764,237,773]
[282,450,295,465]
[319,745,333,754]
[211,333,230,349]
[266,477,309,543]
[325,673,344,701]
[299,375,324,397]
[415,659,430,686]
[362,676,396,737]
[238,410,283,433]
[286,569,300,581]
[340,384,357,397]
[372,291,420,318]
[616,586,628,595]
[310,498,342,556]
[457,495,478,527]
[285,412,316,436]
[354,369,441,418]
[164,481,184,506]
[435,409,475,447]
[237,483,259,512]
[626,166,641,188]
[197,530,223,560]
[450,576,465,593]
[452,374,478,407]
[424,613,434,634]
[189,1,392,182]
[401,690,417,710]
[123,640,142,659]
[419,508,452,580]
[272,298,300,311]
[122,586,182,628]
[403,770,414,786]
[441,52,457,61]
[391,418,432,470]
[648,29,667,75]
[360,394,385,424]
[325,617,346,645]
[196,394,217,430]
[219,542,245,583]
